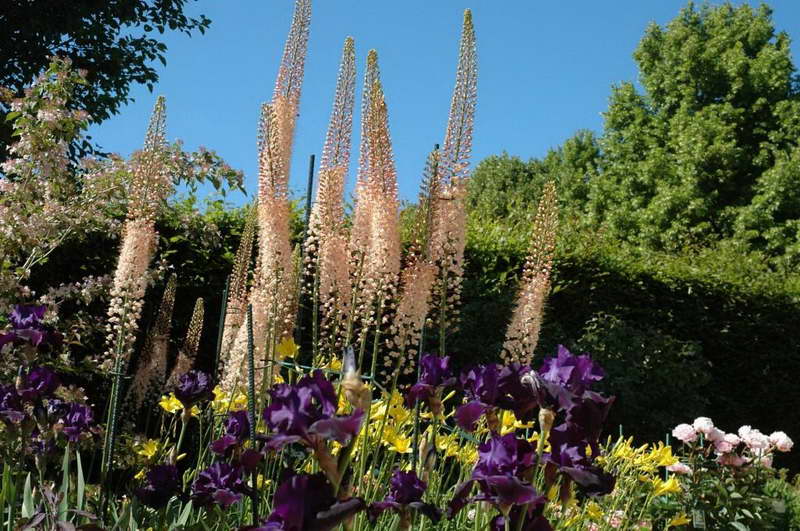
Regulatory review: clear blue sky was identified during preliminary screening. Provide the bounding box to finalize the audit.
[89,1,800,205]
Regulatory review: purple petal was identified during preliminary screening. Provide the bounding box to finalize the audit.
[210,435,239,455]
[408,501,442,523]
[367,501,402,523]
[455,401,486,432]
[309,409,363,445]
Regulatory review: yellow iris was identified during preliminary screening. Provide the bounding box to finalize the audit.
[381,427,412,454]
[667,512,691,528]
[499,410,534,435]
[651,476,681,496]
[210,386,249,414]
[275,336,299,360]
[135,439,159,459]
[158,393,200,416]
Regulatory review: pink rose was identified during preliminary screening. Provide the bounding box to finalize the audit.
[724,433,741,446]
[738,425,752,439]
[667,462,693,475]
[769,431,793,452]
[714,439,733,454]
[707,427,725,442]
[744,429,770,451]
[693,417,714,435]
[672,423,697,443]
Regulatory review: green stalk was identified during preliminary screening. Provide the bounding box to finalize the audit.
[212,276,230,379]
[245,304,259,525]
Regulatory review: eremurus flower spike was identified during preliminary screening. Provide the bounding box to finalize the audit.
[502,181,558,365]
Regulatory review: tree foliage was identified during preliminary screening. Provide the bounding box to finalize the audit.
[0,0,211,161]
[587,2,800,267]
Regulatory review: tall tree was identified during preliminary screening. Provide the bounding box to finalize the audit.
[0,0,211,162]
[586,2,800,266]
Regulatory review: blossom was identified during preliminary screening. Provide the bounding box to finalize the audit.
[545,423,615,496]
[448,433,544,518]
[742,428,770,451]
[263,370,363,451]
[58,402,94,442]
[18,366,60,401]
[769,431,793,452]
[456,363,536,431]
[210,410,251,455]
[406,354,455,415]
[258,473,365,530]
[159,393,184,414]
[191,462,248,508]
[0,385,25,424]
[666,462,692,475]
[275,336,299,360]
[135,464,179,508]
[174,370,213,408]
[135,439,160,459]
[651,477,681,496]
[210,386,248,413]
[692,417,714,435]
[368,469,441,524]
[0,304,59,349]
[671,424,697,443]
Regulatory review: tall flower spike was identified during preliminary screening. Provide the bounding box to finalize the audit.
[428,11,478,353]
[168,297,205,386]
[306,37,356,350]
[101,97,172,370]
[273,0,312,105]
[143,96,167,151]
[219,203,257,362]
[128,274,176,409]
[502,181,558,365]
[350,50,381,257]
[441,9,477,186]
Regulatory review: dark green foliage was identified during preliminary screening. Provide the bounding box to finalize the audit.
[0,0,211,161]
[587,2,800,268]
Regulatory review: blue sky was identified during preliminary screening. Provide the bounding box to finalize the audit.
[89,1,800,205]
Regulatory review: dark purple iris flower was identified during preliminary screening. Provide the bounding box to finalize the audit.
[256,473,365,531]
[174,370,213,408]
[490,503,553,531]
[29,431,57,456]
[18,366,60,401]
[191,462,248,509]
[211,410,252,455]
[543,423,615,496]
[58,402,94,442]
[135,464,180,508]
[263,370,363,451]
[368,469,441,524]
[0,304,60,350]
[0,384,25,424]
[406,355,456,410]
[539,345,604,395]
[448,433,544,518]
[455,363,536,432]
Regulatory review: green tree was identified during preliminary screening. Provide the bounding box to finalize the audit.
[0,0,210,162]
[586,2,800,267]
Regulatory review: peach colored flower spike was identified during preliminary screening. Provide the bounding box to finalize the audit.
[502,181,558,365]
[307,37,356,352]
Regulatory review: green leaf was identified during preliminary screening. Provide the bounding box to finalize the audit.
[76,450,85,514]
[730,522,749,531]
[21,473,33,519]
[4,111,21,123]
[58,443,71,520]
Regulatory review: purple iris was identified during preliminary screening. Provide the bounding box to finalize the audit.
[490,503,553,531]
[455,363,536,432]
[368,469,441,524]
[58,402,94,442]
[263,370,363,451]
[406,355,456,413]
[135,464,180,508]
[257,473,365,531]
[191,462,248,509]
[18,366,60,401]
[448,433,545,519]
[0,385,25,424]
[174,370,213,408]
[543,423,615,496]
[210,410,251,455]
[0,304,59,349]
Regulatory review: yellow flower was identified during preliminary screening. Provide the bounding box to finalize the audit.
[586,501,603,521]
[499,410,534,435]
[382,427,412,454]
[211,386,250,414]
[159,393,183,414]
[275,337,299,360]
[134,468,146,480]
[652,476,681,497]
[649,443,678,467]
[666,512,691,528]
[135,439,159,459]
[456,443,478,465]
[256,474,271,489]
